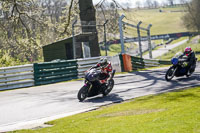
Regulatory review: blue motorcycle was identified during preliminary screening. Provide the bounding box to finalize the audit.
[165,53,195,81]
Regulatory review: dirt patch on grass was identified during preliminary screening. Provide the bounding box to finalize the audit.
[98,109,166,117]
[31,123,53,130]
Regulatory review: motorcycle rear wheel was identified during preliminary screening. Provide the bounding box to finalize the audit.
[103,79,114,96]
[186,66,195,77]
[186,70,193,77]
[165,67,175,81]
[77,86,88,102]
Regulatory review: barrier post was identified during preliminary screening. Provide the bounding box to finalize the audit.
[122,54,132,72]
[119,54,125,72]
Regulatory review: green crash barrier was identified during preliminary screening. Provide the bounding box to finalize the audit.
[34,60,78,85]
[131,56,145,70]
[119,54,125,72]
[158,60,171,65]
[130,55,170,70]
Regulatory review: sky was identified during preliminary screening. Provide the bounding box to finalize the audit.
[93,0,181,8]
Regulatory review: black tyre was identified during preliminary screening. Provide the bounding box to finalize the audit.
[77,86,88,102]
[186,70,193,77]
[186,65,195,77]
[165,67,175,81]
[103,79,114,96]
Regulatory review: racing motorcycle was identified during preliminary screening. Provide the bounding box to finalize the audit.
[77,68,116,102]
[165,52,196,81]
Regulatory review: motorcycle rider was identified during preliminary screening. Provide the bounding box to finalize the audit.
[90,57,113,84]
[179,47,196,73]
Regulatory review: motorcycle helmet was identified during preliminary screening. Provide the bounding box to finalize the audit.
[99,57,108,68]
[184,47,192,56]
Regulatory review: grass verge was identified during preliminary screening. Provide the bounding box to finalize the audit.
[123,7,187,36]
[157,37,200,60]
[13,86,200,133]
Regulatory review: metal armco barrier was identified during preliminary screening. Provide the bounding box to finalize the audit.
[0,64,34,90]
[0,56,122,90]
[77,55,122,78]
[107,55,122,73]
[77,57,101,78]
[34,60,78,85]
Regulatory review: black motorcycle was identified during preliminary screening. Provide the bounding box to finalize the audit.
[77,68,116,102]
[165,53,196,81]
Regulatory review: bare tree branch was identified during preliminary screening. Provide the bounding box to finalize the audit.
[63,0,74,34]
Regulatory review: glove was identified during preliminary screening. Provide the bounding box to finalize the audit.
[183,62,188,67]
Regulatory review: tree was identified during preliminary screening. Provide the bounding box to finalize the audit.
[0,0,121,64]
[161,1,168,7]
[0,0,69,62]
[0,0,44,62]
[135,1,141,9]
[153,0,159,8]
[182,0,200,32]
[145,0,153,9]
[95,1,120,41]
[168,0,174,6]
[179,0,188,5]
[65,0,121,57]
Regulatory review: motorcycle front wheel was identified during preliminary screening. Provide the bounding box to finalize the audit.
[165,67,176,81]
[103,79,114,96]
[77,86,88,102]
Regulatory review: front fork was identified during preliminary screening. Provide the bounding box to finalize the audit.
[84,80,93,93]
[172,66,177,76]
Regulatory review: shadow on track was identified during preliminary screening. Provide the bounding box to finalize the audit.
[83,93,124,103]
[114,68,200,95]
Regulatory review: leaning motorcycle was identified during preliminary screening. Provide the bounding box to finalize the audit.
[77,68,116,102]
[165,52,196,81]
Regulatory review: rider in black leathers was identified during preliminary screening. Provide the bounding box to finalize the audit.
[179,47,196,73]
[90,57,112,82]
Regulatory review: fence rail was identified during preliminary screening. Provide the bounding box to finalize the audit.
[34,60,78,85]
[0,55,122,91]
[0,64,34,90]
[131,56,171,70]
[107,55,121,73]
[77,57,101,78]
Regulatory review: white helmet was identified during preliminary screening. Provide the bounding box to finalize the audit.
[99,57,108,68]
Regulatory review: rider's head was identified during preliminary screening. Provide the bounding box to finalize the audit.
[184,47,192,56]
[99,57,108,68]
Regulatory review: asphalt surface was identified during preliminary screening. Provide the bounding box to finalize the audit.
[0,63,200,132]
[143,39,189,59]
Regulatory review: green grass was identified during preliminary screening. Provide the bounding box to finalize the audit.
[101,43,137,56]
[101,49,119,56]
[140,37,188,56]
[13,86,200,133]
[171,37,188,45]
[123,7,188,36]
[157,37,200,60]
[104,7,189,56]
[152,37,188,51]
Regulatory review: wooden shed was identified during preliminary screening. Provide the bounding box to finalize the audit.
[42,33,100,62]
